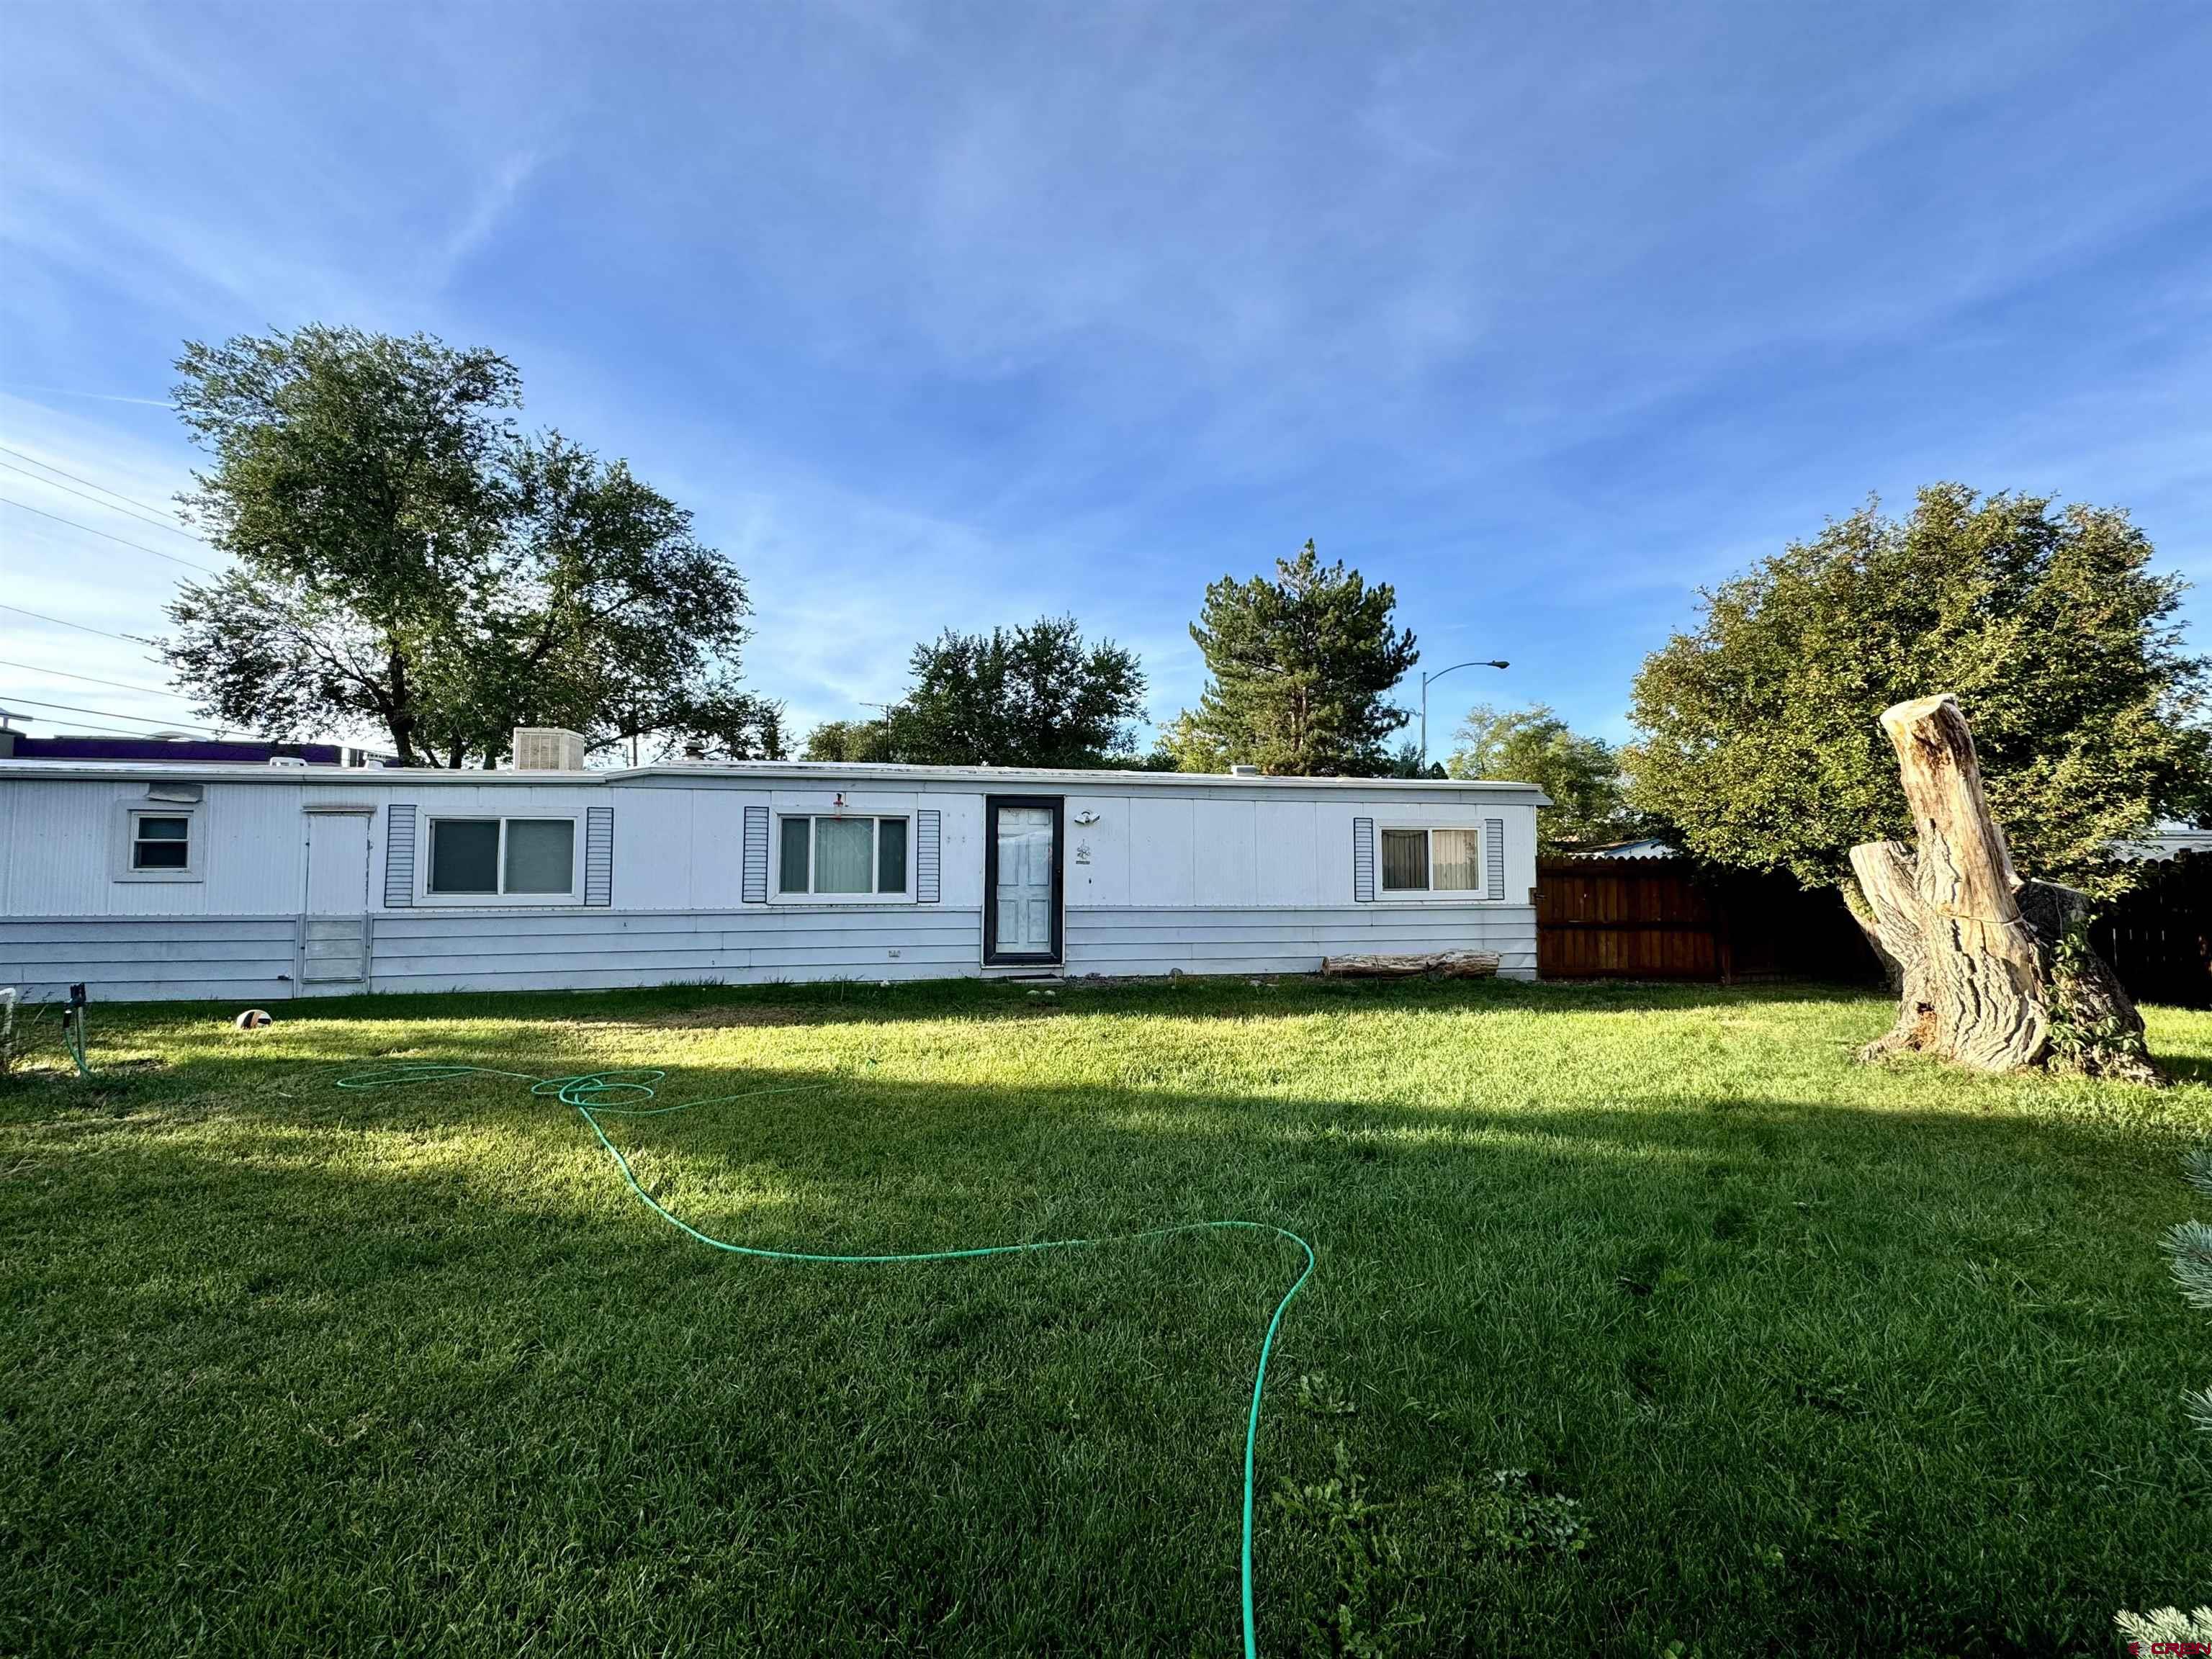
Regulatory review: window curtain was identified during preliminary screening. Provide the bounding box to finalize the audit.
[814,817,874,893]
[504,819,575,894]
[1431,828,1480,891]
[1380,828,1429,891]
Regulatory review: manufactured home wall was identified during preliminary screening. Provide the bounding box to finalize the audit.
[1058,789,1534,978]
[0,770,1538,999]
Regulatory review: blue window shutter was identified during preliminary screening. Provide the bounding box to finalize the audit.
[742,805,769,903]
[1485,817,1505,900]
[1352,817,1375,902]
[584,806,614,906]
[384,804,417,907]
[917,809,941,904]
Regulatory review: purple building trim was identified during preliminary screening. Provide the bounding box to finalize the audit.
[0,734,391,766]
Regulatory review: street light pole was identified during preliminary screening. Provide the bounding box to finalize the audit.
[1419,659,1510,771]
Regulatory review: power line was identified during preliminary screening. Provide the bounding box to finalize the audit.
[0,457,206,541]
[0,603,151,644]
[0,441,189,522]
[0,657,194,699]
[0,495,220,574]
[0,693,225,734]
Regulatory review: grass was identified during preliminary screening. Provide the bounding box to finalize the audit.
[2,975,2208,1657]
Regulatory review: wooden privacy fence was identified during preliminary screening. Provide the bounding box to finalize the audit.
[1537,858,1883,984]
[2091,852,2212,1009]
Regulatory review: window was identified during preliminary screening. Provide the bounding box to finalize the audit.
[131,813,192,871]
[426,817,575,898]
[115,800,203,883]
[1380,827,1483,894]
[778,815,909,896]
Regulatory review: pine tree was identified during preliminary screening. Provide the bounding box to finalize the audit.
[1172,541,1418,775]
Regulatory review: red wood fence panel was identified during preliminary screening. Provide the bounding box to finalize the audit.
[1537,860,1717,979]
[1537,858,1883,983]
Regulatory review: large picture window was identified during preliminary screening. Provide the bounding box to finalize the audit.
[778,814,908,896]
[427,817,575,898]
[1380,827,1482,894]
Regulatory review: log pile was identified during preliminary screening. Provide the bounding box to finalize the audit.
[1848,693,2157,1082]
[1322,950,1500,979]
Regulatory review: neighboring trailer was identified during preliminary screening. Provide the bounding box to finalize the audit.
[0,759,1545,1001]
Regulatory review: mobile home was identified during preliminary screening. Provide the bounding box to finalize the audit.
[0,740,1544,1002]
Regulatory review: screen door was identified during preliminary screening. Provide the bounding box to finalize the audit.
[986,797,1062,964]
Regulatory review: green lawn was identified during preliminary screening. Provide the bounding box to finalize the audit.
[3,977,2208,1657]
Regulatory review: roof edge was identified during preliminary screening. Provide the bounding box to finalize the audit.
[0,757,1548,796]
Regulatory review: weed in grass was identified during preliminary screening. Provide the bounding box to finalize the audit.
[1274,1441,1420,1659]
[1460,1468,1588,1560]
[1292,1372,1359,1417]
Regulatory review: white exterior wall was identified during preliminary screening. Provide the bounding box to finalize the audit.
[0,765,1539,1000]
[1060,788,1535,979]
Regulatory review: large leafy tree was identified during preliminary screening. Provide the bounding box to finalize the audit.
[804,616,1146,767]
[1171,539,1419,775]
[1627,484,2211,894]
[1449,703,1627,850]
[163,325,779,767]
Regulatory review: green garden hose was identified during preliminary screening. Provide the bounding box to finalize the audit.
[336,1062,1315,1659]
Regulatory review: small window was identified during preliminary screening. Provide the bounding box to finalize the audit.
[132,813,192,871]
[777,815,911,896]
[1380,826,1485,894]
[427,817,575,898]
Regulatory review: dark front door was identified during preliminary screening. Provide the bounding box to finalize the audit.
[984,796,1063,966]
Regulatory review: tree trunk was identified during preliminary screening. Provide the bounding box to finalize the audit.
[1322,950,1500,979]
[1848,841,1936,1057]
[1849,693,2157,1081]
[1839,871,1905,994]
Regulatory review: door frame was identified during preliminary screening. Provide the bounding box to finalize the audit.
[982,794,1064,966]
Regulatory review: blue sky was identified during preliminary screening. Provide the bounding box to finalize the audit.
[5,2,2211,757]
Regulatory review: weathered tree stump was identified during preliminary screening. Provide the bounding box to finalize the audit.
[1848,693,2157,1081]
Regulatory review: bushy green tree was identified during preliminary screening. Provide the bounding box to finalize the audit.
[163,325,778,766]
[1171,539,1419,775]
[897,616,1146,767]
[1627,485,2210,893]
[1448,703,1625,849]
[805,616,1146,768]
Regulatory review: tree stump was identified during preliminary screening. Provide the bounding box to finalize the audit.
[1848,693,2157,1082]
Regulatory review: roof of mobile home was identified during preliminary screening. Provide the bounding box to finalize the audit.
[0,759,1549,800]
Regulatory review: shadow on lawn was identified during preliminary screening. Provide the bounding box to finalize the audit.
[70,973,1899,1036]
[6,1040,2206,1656]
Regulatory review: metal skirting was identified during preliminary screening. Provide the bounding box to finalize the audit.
[298,914,372,994]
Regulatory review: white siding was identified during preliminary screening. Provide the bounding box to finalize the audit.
[0,916,299,1002]
[1127,796,1197,906]
[367,907,984,993]
[1,766,1542,998]
[1066,905,1539,981]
